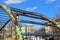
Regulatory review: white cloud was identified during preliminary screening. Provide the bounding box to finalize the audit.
[26,7,30,11]
[46,0,56,3]
[31,7,37,10]
[5,0,26,4]
[26,6,37,11]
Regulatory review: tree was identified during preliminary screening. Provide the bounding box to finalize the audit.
[54,13,60,21]
[38,27,45,34]
[35,27,45,34]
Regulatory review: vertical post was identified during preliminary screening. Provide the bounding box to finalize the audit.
[11,26,12,40]
[16,15,24,40]
[13,15,18,40]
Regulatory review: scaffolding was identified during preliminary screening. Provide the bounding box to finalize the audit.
[0,4,60,40]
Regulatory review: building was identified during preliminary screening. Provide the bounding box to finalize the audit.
[45,26,53,34]
[45,26,60,34]
[21,24,35,40]
[45,26,60,40]
[21,24,34,33]
[2,24,34,35]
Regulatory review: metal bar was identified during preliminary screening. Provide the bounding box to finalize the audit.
[0,19,11,31]
[16,12,47,20]
[24,33,60,36]
[0,19,54,30]
[10,7,48,20]
[19,20,54,26]
[10,7,56,25]
[0,4,16,24]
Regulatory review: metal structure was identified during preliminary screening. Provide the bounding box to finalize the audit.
[0,4,60,40]
[0,4,23,40]
[24,32,60,36]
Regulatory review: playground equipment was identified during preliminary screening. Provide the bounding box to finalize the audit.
[0,4,60,40]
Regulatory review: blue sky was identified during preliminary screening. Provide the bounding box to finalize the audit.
[0,0,60,30]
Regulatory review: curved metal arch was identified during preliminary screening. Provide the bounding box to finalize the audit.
[0,4,57,30]
[10,7,56,25]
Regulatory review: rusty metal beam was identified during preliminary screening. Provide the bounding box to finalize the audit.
[10,7,56,25]
[0,19,54,30]
[0,4,17,25]
[16,12,47,20]
[18,20,54,26]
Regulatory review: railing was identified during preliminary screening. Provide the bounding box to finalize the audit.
[24,32,60,36]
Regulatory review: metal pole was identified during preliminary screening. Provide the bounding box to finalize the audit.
[16,15,24,40]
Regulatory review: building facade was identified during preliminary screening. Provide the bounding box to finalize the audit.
[45,26,60,40]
